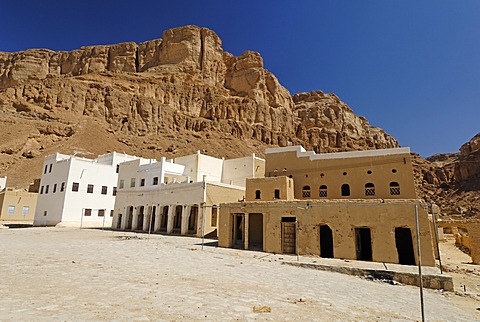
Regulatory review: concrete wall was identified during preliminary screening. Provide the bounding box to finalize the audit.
[264,146,416,200]
[218,199,436,266]
[0,190,37,222]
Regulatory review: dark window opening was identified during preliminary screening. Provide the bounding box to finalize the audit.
[45,185,49,194]
[53,184,57,193]
[101,186,108,195]
[49,164,52,173]
[72,182,79,192]
[153,177,159,185]
[84,209,92,216]
[87,184,94,193]
[140,178,145,187]
[98,209,105,217]
[44,165,48,174]
[255,190,261,199]
[211,206,218,227]
[274,189,280,199]
[341,184,350,197]
[61,182,65,192]
[116,164,119,173]
[113,187,117,196]
[40,186,44,194]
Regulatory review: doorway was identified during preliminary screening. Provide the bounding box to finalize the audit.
[126,206,134,230]
[188,206,198,234]
[282,217,296,254]
[160,206,168,231]
[137,206,144,230]
[355,227,372,261]
[173,206,182,233]
[150,206,156,232]
[395,227,416,265]
[320,224,334,258]
[231,214,244,248]
[248,213,263,250]
[117,214,122,229]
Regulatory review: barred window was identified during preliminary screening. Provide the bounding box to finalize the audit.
[390,182,400,195]
[365,183,375,196]
[302,186,311,198]
[319,185,328,198]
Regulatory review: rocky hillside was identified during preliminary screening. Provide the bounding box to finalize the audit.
[0,25,397,189]
[414,133,480,217]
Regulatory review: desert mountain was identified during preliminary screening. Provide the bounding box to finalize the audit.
[0,25,396,188]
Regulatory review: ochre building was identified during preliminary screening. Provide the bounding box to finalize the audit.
[218,146,436,266]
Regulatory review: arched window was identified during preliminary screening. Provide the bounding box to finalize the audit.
[341,184,350,197]
[390,182,400,195]
[319,185,328,198]
[365,183,375,196]
[302,185,311,198]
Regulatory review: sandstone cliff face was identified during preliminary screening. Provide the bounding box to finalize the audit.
[0,25,398,189]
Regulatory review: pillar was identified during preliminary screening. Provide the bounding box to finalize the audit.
[120,207,128,230]
[181,205,191,235]
[143,205,150,232]
[167,204,175,234]
[154,205,161,232]
[132,206,139,230]
[197,204,204,237]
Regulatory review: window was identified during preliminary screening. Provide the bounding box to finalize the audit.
[98,209,105,217]
[302,185,311,198]
[211,207,218,227]
[130,178,135,188]
[255,190,261,199]
[7,206,15,214]
[119,180,124,189]
[274,189,280,199]
[341,184,350,197]
[61,182,65,192]
[87,184,94,193]
[84,209,92,216]
[45,185,49,194]
[72,182,79,192]
[319,185,328,198]
[44,165,48,174]
[153,177,159,185]
[140,178,145,187]
[22,206,29,215]
[53,184,57,193]
[101,186,108,195]
[365,183,375,196]
[116,164,119,173]
[49,164,52,173]
[113,187,117,196]
[390,182,400,195]
[40,186,44,194]
[110,210,114,217]
[43,210,47,216]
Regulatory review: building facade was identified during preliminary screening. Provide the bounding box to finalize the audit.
[0,177,37,223]
[218,146,436,266]
[112,151,265,237]
[33,152,142,227]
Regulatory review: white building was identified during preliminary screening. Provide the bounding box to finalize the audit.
[0,176,7,191]
[112,151,265,237]
[34,152,143,227]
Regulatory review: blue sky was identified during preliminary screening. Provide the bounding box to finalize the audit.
[1,1,479,157]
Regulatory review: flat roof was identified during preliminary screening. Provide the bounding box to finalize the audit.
[265,146,411,160]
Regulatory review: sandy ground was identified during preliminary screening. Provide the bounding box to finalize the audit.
[0,228,478,321]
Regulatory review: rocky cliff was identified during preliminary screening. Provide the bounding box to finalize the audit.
[0,25,398,189]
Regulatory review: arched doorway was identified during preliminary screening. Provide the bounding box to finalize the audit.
[188,205,198,234]
[160,206,168,231]
[126,206,134,230]
[173,205,182,233]
[137,206,144,230]
[150,206,156,232]
[117,214,122,229]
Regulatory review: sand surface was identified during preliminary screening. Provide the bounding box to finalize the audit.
[0,227,478,321]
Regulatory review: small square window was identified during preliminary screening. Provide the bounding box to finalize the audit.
[98,209,105,217]
[101,186,108,195]
[72,182,79,192]
[87,184,94,193]
[152,177,159,185]
[7,206,15,214]
[22,206,29,215]
[84,209,92,216]
[130,178,136,188]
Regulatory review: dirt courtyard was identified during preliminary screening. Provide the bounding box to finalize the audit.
[0,227,478,321]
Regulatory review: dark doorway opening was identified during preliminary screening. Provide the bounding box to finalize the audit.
[188,206,198,234]
[320,224,334,258]
[173,206,182,233]
[150,206,156,232]
[341,184,351,196]
[160,206,168,231]
[232,214,244,248]
[137,206,144,230]
[117,214,122,229]
[248,213,263,250]
[395,227,416,265]
[126,206,134,230]
[355,227,372,261]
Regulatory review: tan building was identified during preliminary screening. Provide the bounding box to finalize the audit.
[0,182,38,224]
[218,146,436,266]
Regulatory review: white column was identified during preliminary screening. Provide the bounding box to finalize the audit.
[121,207,128,230]
[154,205,161,232]
[132,207,138,230]
[196,204,204,238]
[167,204,175,234]
[143,205,150,231]
[181,205,191,235]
